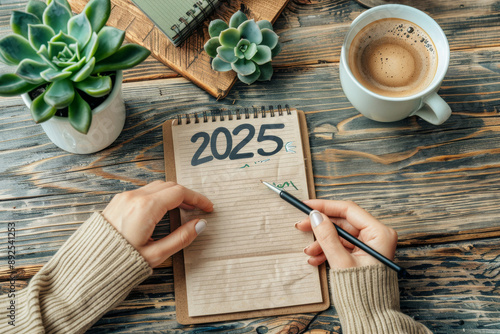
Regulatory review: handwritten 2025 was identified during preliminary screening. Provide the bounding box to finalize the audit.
[190,123,285,166]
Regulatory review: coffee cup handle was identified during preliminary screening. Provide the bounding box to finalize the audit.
[412,93,451,125]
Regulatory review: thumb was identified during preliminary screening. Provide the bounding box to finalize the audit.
[309,210,352,267]
[142,218,207,268]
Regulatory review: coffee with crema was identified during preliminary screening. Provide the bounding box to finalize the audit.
[348,18,438,98]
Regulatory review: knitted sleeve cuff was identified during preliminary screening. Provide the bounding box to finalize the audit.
[330,264,431,334]
[10,212,153,334]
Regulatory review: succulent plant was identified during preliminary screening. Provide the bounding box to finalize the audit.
[204,11,281,85]
[0,0,150,134]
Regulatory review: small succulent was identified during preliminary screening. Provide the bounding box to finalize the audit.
[204,10,281,85]
[0,0,150,134]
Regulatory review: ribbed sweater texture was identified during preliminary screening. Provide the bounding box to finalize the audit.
[0,213,152,334]
[330,265,432,333]
[0,213,430,333]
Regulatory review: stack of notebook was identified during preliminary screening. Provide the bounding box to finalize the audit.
[68,0,290,99]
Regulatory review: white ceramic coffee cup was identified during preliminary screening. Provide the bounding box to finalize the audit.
[339,5,451,125]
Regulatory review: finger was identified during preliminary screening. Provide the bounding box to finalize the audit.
[295,217,312,232]
[303,240,323,256]
[179,203,196,210]
[296,216,360,239]
[303,229,355,253]
[142,218,207,268]
[339,235,356,250]
[154,184,214,213]
[331,218,359,249]
[305,199,385,231]
[135,180,177,195]
[332,218,359,238]
[307,253,327,266]
[309,210,353,267]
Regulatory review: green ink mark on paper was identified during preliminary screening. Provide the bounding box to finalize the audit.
[239,159,270,169]
[285,141,296,153]
[273,180,298,191]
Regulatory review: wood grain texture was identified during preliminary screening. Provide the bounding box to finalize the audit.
[68,0,290,99]
[4,237,498,333]
[2,46,499,271]
[271,0,500,67]
[308,237,500,334]
[2,0,500,332]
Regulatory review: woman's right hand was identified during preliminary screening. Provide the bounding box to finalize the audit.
[296,200,398,269]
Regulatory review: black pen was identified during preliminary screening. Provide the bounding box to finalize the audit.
[261,180,408,278]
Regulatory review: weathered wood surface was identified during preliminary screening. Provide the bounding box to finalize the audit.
[2,49,499,245]
[308,237,500,333]
[1,0,500,333]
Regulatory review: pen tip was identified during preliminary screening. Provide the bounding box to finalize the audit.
[261,181,281,194]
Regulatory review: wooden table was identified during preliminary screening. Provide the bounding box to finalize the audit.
[1,0,500,333]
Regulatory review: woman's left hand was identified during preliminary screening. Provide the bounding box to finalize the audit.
[102,181,213,268]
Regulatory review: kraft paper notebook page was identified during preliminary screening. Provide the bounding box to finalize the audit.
[130,0,222,46]
[163,107,329,324]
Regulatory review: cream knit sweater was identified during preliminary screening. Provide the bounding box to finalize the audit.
[0,213,431,333]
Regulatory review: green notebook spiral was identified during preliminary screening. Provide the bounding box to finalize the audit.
[131,0,221,46]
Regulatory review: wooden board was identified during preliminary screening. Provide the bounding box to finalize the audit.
[3,236,499,333]
[2,45,500,275]
[306,237,500,334]
[68,0,290,100]
[89,1,500,80]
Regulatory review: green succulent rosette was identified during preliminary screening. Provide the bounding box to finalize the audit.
[0,0,151,134]
[204,11,281,85]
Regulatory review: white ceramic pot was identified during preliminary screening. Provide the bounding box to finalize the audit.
[22,71,126,154]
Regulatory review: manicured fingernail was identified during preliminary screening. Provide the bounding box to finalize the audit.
[303,246,309,253]
[195,219,207,235]
[310,210,323,228]
[294,221,301,229]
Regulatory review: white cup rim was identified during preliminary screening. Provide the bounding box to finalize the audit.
[341,4,450,102]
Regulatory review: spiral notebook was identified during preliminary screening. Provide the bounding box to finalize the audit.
[162,106,329,324]
[130,0,221,46]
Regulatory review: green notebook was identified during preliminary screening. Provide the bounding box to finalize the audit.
[131,0,221,46]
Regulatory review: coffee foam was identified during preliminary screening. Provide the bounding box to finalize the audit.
[348,18,438,98]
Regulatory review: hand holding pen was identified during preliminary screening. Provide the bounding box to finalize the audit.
[262,181,406,277]
[296,200,399,270]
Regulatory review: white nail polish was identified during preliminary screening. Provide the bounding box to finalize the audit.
[195,219,207,235]
[310,210,323,228]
